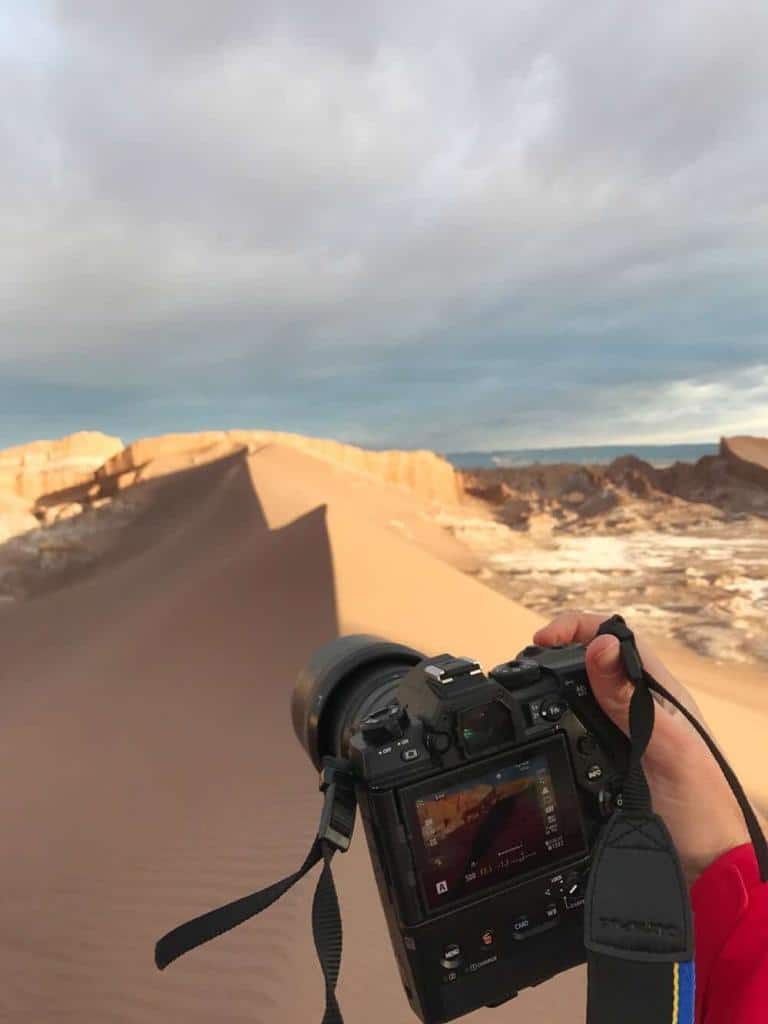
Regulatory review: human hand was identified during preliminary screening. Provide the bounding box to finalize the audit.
[533,610,758,886]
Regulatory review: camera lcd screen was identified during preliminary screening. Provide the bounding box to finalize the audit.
[399,736,586,912]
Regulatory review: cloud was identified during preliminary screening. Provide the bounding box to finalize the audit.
[1,0,767,448]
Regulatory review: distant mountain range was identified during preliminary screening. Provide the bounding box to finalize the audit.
[443,442,719,470]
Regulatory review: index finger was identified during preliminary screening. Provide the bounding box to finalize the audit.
[532,609,612,647]
[533,608,704,723]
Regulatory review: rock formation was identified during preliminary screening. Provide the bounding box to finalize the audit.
[448,435,768,665]
[0,492,39,545]
[0,431,124,501]
[0,429,460,532]
[0,430,464,601]
[721,436,768,489]
[459,435,768,532]
[94,430,461,506]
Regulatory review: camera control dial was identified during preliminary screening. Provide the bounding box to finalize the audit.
[563,871,585,907]
[488,660,542,690]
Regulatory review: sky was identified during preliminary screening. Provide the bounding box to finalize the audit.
[2,0,767,453]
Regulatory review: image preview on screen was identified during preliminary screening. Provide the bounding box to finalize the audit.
[403,740,585,911]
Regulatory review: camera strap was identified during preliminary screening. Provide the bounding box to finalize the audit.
[584,615,768,1024]
[154,757,357,1024]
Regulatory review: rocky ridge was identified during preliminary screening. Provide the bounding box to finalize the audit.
[0,430,461,602]
[450,436,768,663]
[0,431,124,501]
[93,430,459,504]
[460,436,768,533]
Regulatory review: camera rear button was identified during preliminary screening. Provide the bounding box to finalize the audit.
[440,944,463,969]
[598,789,614,817]
[540,698,567,722]
[401,748,420,762]
[425,731,451,754]
[577,734,598,756]
[525,700,542,725]
[585,764,603,782]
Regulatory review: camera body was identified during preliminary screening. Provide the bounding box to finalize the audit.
[347,643,630,1024]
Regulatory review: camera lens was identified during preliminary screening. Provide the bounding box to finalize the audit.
[458,701,516,756]
[292,634,424,768]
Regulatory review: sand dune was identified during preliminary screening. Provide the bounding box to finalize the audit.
[0,443,765,1022]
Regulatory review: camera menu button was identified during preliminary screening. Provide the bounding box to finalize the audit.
[440,943,463,970]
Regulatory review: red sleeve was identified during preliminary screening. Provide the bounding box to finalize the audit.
[691,842,768,1023]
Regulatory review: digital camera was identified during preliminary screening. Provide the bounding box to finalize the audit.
[292,635,631,1024]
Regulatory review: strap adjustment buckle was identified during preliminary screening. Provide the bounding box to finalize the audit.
[596,614,644,684]
[318,756,357,853]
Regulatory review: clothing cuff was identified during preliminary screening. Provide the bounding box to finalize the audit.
[690,843,760,998]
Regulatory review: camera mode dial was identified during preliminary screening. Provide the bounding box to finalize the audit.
[361,703,409,745]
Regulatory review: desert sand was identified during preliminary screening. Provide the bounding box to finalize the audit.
[0,438,766,1022]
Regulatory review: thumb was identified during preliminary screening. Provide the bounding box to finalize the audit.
[585,634,634,735]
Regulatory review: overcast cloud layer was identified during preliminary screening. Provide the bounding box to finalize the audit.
[2,0,767,450]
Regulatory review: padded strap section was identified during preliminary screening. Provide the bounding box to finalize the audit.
[585,811,693,961]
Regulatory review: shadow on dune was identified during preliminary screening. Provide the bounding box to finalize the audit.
[0,449,342,1022]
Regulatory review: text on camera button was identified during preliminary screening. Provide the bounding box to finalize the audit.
[440,943,463,969]
[540,698,567,722]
